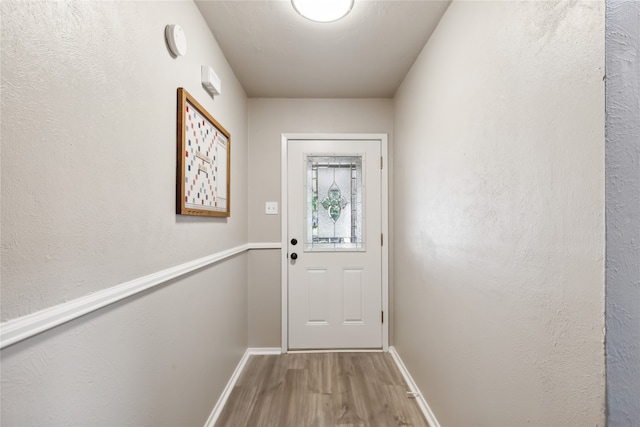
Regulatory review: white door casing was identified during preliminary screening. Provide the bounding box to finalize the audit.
[281,134,389,351]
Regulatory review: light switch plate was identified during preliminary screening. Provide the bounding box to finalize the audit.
[265,202,278,215]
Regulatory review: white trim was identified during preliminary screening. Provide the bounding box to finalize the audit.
[380,135,389,351]
[281,133,389,353]
[249,242,281,250]
[0,243,281,350]
[281,134,290,353]
[203,347,282,427]
[283,133,388,141]
[388,346,441,427]
[203,348,251,427]
[287,348,384,354]
[246,347,282,355]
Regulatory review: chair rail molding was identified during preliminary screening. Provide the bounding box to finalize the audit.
[0,242,281,350]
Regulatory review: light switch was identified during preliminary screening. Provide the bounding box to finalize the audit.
[265,202,278,215]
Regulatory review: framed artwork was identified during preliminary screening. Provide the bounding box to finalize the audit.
[176,87,230,217]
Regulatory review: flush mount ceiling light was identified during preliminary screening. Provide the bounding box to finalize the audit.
[291,0,354,23]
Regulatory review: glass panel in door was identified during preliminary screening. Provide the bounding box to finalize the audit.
[305,155,365,251]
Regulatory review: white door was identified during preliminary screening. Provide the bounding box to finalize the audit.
[287,138,382,349]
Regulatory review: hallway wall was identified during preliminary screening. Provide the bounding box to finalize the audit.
[605,0,640,424]
[247,98,394,347]
[0,1,249,425]
[393,1,605,426]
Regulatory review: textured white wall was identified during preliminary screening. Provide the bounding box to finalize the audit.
[247,99,394,347]
[1,0,247,321]
[0,1,249,425]
[605,1,640,425]
[393,1,605,426]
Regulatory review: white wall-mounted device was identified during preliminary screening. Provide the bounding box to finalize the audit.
[165,24,187,57]
[201,66,222,98]
[265,202,278,215]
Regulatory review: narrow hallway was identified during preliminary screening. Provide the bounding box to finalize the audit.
[215,352,428,427]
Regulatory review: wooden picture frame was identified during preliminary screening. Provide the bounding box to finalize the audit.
[176,88,230,217]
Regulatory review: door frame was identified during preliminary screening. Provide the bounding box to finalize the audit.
[281,133,389,353]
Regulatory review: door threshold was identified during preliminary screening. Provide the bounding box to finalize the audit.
[286,348,384,354]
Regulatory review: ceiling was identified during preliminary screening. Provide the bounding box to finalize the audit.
[195,0,450,98]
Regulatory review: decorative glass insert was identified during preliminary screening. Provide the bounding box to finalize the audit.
[305,155,364,251]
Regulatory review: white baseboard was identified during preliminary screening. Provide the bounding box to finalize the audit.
[389,346,441,427]
[286,348,384,353]
[204,347,282,427]
[247,347,282,355]
[203,348,252,427]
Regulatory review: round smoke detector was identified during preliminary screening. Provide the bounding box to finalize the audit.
[165,24,187,57]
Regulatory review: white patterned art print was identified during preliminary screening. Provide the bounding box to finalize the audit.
[177,88,230,217]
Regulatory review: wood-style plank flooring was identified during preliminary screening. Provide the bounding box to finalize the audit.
[215,352,429,427]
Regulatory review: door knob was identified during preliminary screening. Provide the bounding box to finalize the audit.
[290,252,298,260]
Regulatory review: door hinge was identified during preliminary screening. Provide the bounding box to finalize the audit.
[380,156,383,170]
[381,233,383,246]
[382,311,384,323]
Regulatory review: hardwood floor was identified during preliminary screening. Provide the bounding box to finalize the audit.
[214,352,429,427]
